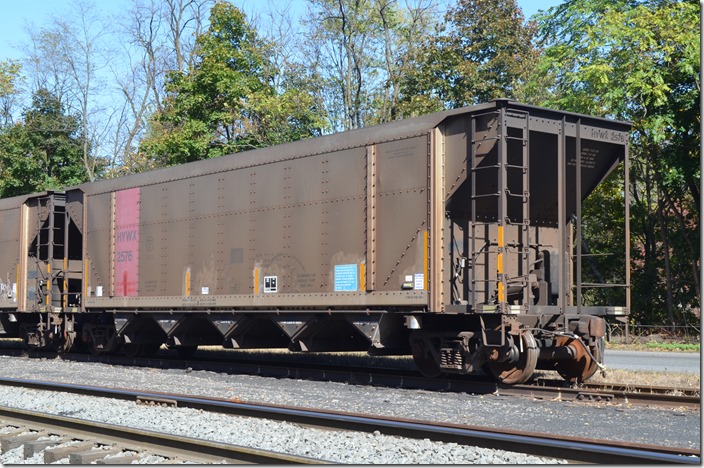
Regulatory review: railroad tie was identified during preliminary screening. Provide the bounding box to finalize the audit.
[0,427,29,451]
[43,441,94,463]
[68,445,123,464]
[95,451,144,464]
[24,437,66,458]
[1,431,49,452]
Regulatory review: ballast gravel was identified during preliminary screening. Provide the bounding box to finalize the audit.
[0,386,561,464]
[0,354,698,464]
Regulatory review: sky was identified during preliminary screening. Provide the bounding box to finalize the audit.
[0,0,564,62]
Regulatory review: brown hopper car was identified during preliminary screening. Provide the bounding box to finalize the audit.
[0,100,631,384]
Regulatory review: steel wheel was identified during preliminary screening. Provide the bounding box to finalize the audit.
[553,335,603,383]
[487,331,538,385]
[88,340,106,355]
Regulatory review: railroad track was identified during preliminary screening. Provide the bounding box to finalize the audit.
[530,378,700,409]
[0,378,698,464]
[0,403,322,464]
[49,351,704,409]
[0,345,699,410]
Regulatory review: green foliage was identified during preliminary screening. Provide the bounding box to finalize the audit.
[643,342,700,352]
[0,60,22,128]
[302,0,442,129]
[0,61,20,97]
[0,89,88,197]
[580,171,628,307]
[534,0,699,120]
[534,0,700,325]
[305,0,380,130]
[400,0,539,115]
[140,1,326,166]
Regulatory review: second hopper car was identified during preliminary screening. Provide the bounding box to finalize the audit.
[0,100,631,384]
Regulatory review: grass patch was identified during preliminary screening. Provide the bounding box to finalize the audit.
[643,342,700,352]
[606,341,700,352]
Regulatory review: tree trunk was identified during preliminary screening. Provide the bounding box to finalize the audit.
[656,185,676,332]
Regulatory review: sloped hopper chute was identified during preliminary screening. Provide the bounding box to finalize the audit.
[445,101,629,225]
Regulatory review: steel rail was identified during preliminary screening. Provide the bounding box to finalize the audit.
[0,404,324,464]
[0,377,698,464]
[580,380,700,396]
[529,378,700,408]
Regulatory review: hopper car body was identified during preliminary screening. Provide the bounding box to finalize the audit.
[0,100,631,383]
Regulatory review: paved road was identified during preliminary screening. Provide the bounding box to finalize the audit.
[604,349,701,374]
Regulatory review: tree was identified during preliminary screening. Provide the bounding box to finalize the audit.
[140,1,326,165]
[302,0,440,130]
[534,0,700,327]
[165,0,211,74]
[0,60,22,128]
[399,0,539,115]
[302,0,379,130]
[374,0,440,122]
[106,0,212,176]
[22,0,109,182]
[0,89,88,197]
[249,2,330,134]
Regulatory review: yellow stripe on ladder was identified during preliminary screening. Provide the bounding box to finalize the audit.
[46,263,51,306]
[497,226,505,303]
[63,258,67,309]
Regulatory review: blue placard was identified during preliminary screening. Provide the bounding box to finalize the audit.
[334,264,358,292]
